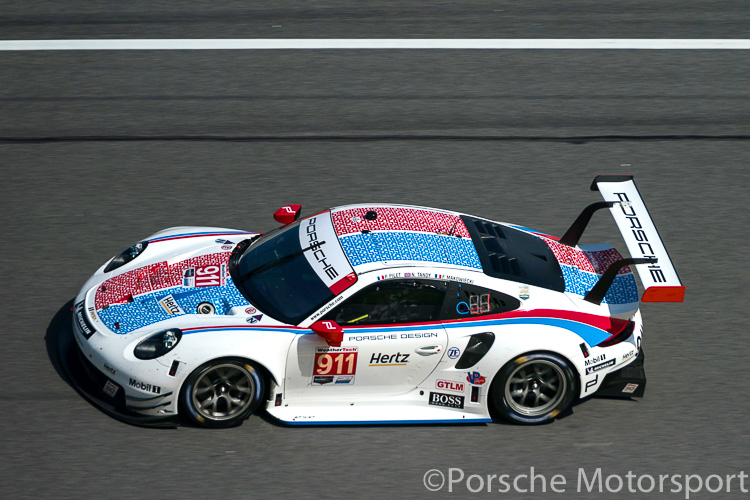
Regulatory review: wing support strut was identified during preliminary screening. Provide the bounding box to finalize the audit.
[584,257,657,305]
[559,201,617,247]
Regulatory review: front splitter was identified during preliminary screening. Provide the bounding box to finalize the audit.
[58,313,179,428]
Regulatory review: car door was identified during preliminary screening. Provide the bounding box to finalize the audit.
[285,279,449,400]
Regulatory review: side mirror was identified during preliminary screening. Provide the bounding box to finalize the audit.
[273,204,302,225]
[311,320,344,347]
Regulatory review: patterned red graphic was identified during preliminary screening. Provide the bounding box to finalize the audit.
[95,252,230,309]
[331,207,471,238]
[545,240,630,275]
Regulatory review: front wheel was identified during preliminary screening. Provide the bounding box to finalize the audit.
[180,358,263,428]
[491,353,576,425]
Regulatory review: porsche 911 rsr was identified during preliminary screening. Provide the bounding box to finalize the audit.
[63,175,684,428]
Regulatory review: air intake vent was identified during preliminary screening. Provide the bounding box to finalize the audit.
[455,332,495,369]
[462,216,565,292]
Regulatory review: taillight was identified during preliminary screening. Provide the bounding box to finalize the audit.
[597,320,635,347]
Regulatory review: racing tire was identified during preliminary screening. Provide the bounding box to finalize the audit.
[491,352,576,425]
[180,358,263,428]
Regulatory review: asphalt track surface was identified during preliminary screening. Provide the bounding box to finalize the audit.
[2,3,750,499]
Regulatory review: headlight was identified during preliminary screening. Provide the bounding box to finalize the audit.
[104,241,148,273]
[134,328,182,360]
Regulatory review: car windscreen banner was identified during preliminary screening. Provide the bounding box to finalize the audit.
[593,176,684,302]
[299,213,357,295]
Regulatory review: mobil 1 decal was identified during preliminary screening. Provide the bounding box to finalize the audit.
[312,346,357,385]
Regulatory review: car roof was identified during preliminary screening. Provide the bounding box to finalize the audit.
[329,204,484,274]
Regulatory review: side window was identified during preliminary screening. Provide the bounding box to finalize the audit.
[440,282,521,320]
[322,280,447,325]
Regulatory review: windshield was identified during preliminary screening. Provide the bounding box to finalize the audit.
[232,220,335,325]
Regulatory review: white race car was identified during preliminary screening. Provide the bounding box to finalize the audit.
[63,175,684,427]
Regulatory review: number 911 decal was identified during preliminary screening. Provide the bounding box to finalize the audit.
[312,346,358,385]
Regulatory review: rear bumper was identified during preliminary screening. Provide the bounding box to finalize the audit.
[595,348,646,398]
[58,310,179,427]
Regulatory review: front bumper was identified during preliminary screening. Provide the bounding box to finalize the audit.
[60,305,179,427]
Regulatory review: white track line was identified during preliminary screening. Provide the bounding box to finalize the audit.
[1,39,750,51]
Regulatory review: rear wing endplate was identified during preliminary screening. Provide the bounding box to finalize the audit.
[590,175,685,303]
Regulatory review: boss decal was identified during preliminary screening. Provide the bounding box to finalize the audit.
[429,392,465,409]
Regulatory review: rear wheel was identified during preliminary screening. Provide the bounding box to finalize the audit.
[180,358,263,428]
[491,353,576,424]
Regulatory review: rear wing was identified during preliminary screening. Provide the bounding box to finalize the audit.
[561,175,685,304]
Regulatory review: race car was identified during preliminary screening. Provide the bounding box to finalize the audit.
[62,175,684,428]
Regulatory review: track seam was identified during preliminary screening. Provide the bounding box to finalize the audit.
[2,134,750,144]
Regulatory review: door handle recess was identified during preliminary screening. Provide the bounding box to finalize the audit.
[415,346,442,356]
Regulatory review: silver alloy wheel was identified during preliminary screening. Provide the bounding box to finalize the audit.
[504,359,567,417]
[191,363,256,421]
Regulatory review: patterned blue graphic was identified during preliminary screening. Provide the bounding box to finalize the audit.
[97,277,251,334]
[560,265,638,304]
[339,232,482,269]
